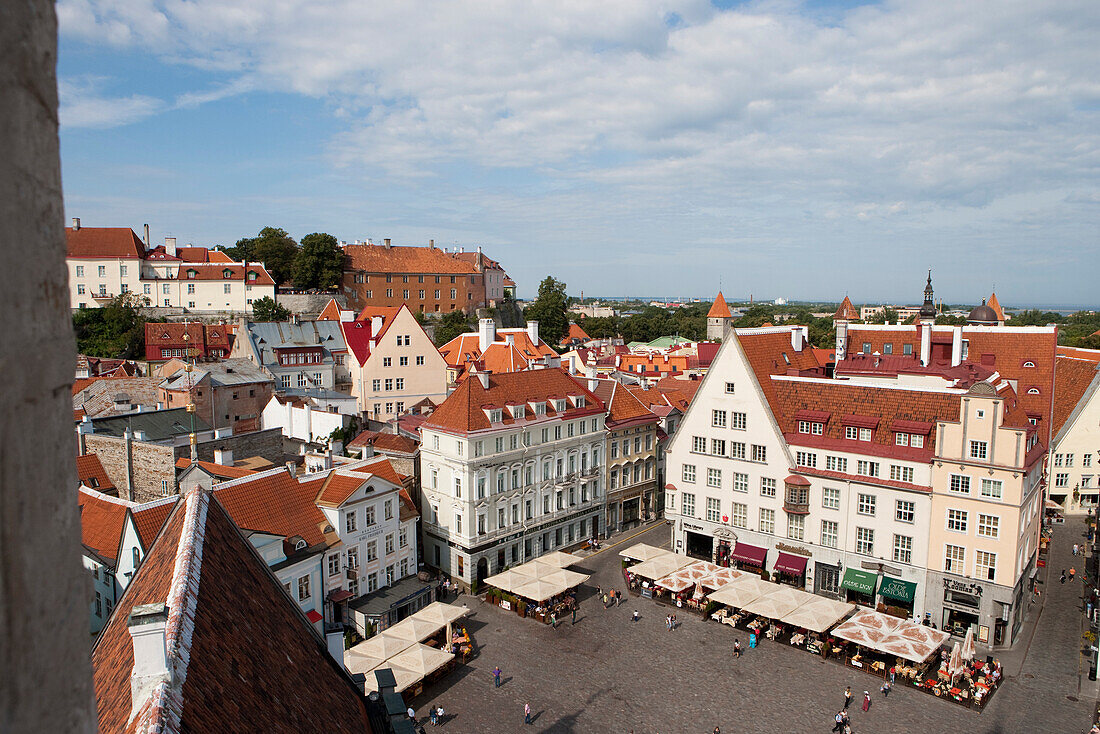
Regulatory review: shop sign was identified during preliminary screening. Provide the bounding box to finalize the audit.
[500,600,512,611]
[683,521,706,532]
[775,542,812,557]
[943,578,984,597]
[978,625,990,643]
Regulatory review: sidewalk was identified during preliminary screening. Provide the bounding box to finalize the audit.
[573,518,670,560]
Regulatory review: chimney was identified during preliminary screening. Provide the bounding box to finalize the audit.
[477,245,482,254]
[371,315,383,335]
[71,217,80,230]
[791,327,804,352]
[127,603,170,720]
[834,320,848,362]
[165,237,177,257]
[588,377,599,392]
[478,318,496,351]
[285,461,297,478]
[384,238,391,249]
[505,333,515,347]
[919,322,932,366]
[143,224,150,245]
[214,447,233,466]
[123,427,135,501]
[526,320,539,345]
[326,630,344,663]
[951,326,963,367]
[429,239,434,249]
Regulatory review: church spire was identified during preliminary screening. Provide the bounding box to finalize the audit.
[920,270,937,319]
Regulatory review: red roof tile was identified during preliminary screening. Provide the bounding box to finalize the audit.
[213,470,334,547]
[66,227,146,259]
[987,292,1005,322]
[176,263,276,285]
[77,453,116,493]
[175,458,258,480]
[77,489,130,562]
[344,243,477,274]
[1053,356,1100,438]
[707,292,732,319]
[132,500,179,549]
[833,296,859,321]
[560,323,591,345]
[591,379,659,427]
[347,430,419,455]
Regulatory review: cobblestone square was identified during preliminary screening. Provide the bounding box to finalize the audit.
[410,521,1095,733]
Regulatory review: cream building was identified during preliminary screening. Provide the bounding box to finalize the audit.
[1047,353,1100,513]
[591,379,660,532]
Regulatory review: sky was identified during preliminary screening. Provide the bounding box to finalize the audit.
[57,0,1100,306]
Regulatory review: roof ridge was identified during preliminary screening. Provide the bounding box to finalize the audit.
[212,465,289,490]
[78,486,135,507]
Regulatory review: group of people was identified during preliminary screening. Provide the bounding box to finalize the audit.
[830,684,882,732]
[597,585,622,608]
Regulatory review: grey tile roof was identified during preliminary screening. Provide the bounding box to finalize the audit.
[90,407,212,441]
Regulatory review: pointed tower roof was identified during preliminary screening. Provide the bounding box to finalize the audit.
[707,292,732,319]
[987,292,1005,322]
[833,296,858,321]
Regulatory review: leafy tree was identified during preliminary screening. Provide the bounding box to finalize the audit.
[867,308,899,325]
[293,232,345,290]
[72,292,157,359]
[251,296,290,322]
[228,227,299,284]
[433,310,472,346]
[523,276,570,347]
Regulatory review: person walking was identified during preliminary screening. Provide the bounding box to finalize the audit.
[435,706,444,725]
[734,639,741,658]
[843,686,852,709]
[571,606,577,625]
[671,613,678,630]
[1071,567,1077,581]
[407,706,416,721]
[492,666,502,688]
[889,666,896,684]
[524,702,532,725]
[880,680,891,698]
[832,711,845,733]
[862,691,871,712]
[1074,543,1080,556]
[429,707,438,726]
[632,609,640,622]
[602,593,610,609]
[1061,570,1067,584]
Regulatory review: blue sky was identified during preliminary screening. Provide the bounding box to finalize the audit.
[58,0,1099,306]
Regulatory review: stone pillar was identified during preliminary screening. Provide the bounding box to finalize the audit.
[0,1,97,731]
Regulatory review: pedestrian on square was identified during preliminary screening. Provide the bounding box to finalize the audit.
[672,613,678,630]
[1071,567,1077,581]
[596,584,602,597]
[889,666,896,684]
[550,611,557,628]
[862,691,871,712]
[832,711,845,732]
[1074,543,1080,556]
[632,609,640,622]
[734,639,741,658]
[492,666,502,687]
[844,686,852,709]
[571,606,577,625]
[524,702,532,725]
[713,727,721,734]
[1061,570,1067,584]
[435,706,444,725]
[880,680,891,698]
[407,706,416,721]
[603,593,610,608]
[429,707,438,726]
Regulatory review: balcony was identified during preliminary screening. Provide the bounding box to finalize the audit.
[783,497,810,515]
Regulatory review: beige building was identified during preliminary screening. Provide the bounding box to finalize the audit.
[1048,352,1100,512]
[927,383,1045,646]
[591,379,660,532]
[341,304,448,420]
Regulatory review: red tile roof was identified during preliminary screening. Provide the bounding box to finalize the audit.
[707,292,732,319]
[132,500,179,549]
[1052,356,1100,438]
[91,491,371,734]
[347,430,420,455]
[78,489,130,562]
[734,328,824,414]
[315,457,406,507]
[176,262,276,285]
[317,298,346,321]
[66,227,146,259]
[213,469,334,547]
[560,323,591,345]
[342,306,403,362]
[175,458,259,480]
[77,453,116,493]
[591,380,658,428]
[424,368,605,434]
[833,296,859,321]
[987,292,1005,322]
[344,243,477,274]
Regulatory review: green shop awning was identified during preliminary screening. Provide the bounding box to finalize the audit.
[840,568,878,595]
[878,576,916,604]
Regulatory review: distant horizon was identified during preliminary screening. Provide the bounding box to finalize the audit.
[565,295,1098,312]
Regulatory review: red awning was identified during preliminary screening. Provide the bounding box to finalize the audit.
[774,552,809,575]
[328,589,355,603]
[731,542,767,567]
[306,610,323,623]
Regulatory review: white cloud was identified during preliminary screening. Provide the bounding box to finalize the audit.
[58,77,164,128]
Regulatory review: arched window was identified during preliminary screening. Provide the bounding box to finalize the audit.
[295,539,307,551]
[1027,387,1040,395]
[223,269,233,279]
[1023,361,1035,368]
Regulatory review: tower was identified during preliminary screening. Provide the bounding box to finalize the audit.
[707,292,733,340]
[919,270,937,320]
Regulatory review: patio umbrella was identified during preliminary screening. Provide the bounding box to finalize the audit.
[384,616,444,644]
[948,641,964,682]
[707,576,772,609]
[357,631,416,661]
[619,543,674,562]
[961,626,977,662]
[386,643,455,678]
[409,602,470,628]
[536,550,584,568]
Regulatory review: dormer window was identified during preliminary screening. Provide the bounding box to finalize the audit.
[223,268,233,279]
[554,399,567,412]
[490,409,503,423]
[510,404,525,419]
[247,271,258,281]
[1027,387,1040,395]
[798,421,823,435]
[187,269,197,278]
[294,539,307,551]
[573,395,585,408]
[532,402,546,416]
[1023,361,1035,368]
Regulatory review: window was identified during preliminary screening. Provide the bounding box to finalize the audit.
[692,436,706,453]
[399,356,408,366]
[706,497,721,522]
[383,357,392,367]
[760,477,776,497]
[942,544,966,573]
[759,508,776,534]
[163,283,170,294]
[975,550,996,581]
[949,475,971,494]
[855,527,874,555]
[399,527,408,548]
[825,456,847,473]
[298,575,311,601]
[707,468,722,488]
[187,283,195,294]
[969,441,988,460]
[711,439,726,456]
[365,505,376,525]
[883,343,892,354]
[980,478,1003,499]
[895,432,909,446]
[895,500,915,523]
[416,355,425,365]
[856,460,879,477]
[372,378,381,391]
[281,375,291,388]
[893,535,913,564]
[795,451,817,468]
[751,445,766,462]
[384,499,394,520]
[823,487,840,510]
[98,265,106,277]
[76,266,84,277]
[889,465,914,483]
[733,472,748,493]
[857,493,876,515]
[821,520,838,548]
[1055,473,1069,488]
[346,510,357,533]
[911,434,924,448]
[77,284,85,294]
[682,493,695,518]
[712,409,727,428]
[845,426,859,440]
[947,509,968,533]
[682,464,696,483]
[731,412,747,430]
[903,343,913,355]
[224,283,232,294]
[978,514,999,538]
[725,382,735,394]
[862,342,871,354]
[787,514,805,541]
[798,421,822,435]
[859,428,872,441]
[396,377,405,390]
[730,442,746,459]
[366,540,378,562]
[367,572,378,593]
[328,554,341,576]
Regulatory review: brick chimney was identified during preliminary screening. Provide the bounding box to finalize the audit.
[71,217,80,230]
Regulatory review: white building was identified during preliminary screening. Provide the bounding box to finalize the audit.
[418,367,606,587]
[1048,352,1100,513]
[262,393,356,444]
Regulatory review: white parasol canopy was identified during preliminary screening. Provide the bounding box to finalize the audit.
[484,568,531,591]
[513,569,589,602]
[779,596,855,633]
[354,631,415,661]
[343,647,385,675]
[707,575,772,609]
[832,609,948,663]
[948,641,964,682]
[628,553,694,581]
[536,550,585,568]
[362,663,422,694]
[619,543,675,563]
[961,626,977,662]
[383,616,445,644]
[386,642,455,678]
[408,601,470,628]
[740,585,817,620]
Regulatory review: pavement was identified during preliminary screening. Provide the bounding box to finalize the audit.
[409,519,1097,733]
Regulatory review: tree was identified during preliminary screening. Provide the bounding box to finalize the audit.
[72,292,157,359]
[523,276,569,347]
[293,232,345,290]
[433,310,472,346]
[228,227,299,285]
[251,296,290,322]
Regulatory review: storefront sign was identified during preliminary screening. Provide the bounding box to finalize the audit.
[775,542,812,557]
[500,600,512,611]
[878,576,916,604]
[840,568,878,595]
[943,578,984,597]
[978,625,990,643]
[683,521,706,532]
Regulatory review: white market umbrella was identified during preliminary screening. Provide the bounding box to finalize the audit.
[962,626,977,662]
[948,641,964,682]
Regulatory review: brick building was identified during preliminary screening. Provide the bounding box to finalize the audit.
[158,358,273,434]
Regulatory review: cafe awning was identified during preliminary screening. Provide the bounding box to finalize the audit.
[780,596,855,633]
[878,575,917,604]
[619,543,675,563]
[773,552,809,575]
[839,568,878,595]
[731,542,767,567]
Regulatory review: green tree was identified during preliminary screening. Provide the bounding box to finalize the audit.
[293,232,345,290]
[433,310,472,346]
[228,227,299,284]
[523,276,570,347]
[72,292,156,359]
[251,296,290,322]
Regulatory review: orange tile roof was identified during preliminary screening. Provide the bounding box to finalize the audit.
[1057,346,1100,363]
[348,430,420,455]
[315,457,406,507]
[213,470,333,547]
[207,249,234,263]
[591,380,658,427]
[734,328,824,414]
[424,368,605,434]
[77,453,115,493]
[132,500,179,549]
[833,296,859,321]
[439,333,483,367]
[91,491,371,734]
[560,323,591,345]
[344,243,477,274]
[77,489,130,562]
[176,263,276,285]
[986,293,1005,322]
[175,458,258,480]
[317,298,345,321]
[1053,356,1100,438]
[66,227,146,259]
[964,329,1056,423]
[707,292,732,319]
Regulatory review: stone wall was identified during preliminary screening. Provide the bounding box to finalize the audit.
[83,434,176,504]
[191,427,284,466]
[276,292,344,318]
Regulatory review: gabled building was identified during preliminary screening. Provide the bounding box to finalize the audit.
[590,379,661,532]
[706,292,734,340]
[90,489,375,733]
[342,304,448,420]
[144,322,232,363]
[1047,350,1100,512]
[417,367,606,587]
[560,323,592,349]
[439,319,558,387]
[158,358,274,434]
[231,319,351,393]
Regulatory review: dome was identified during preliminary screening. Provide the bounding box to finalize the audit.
[968,300,998,325]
